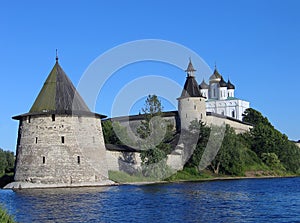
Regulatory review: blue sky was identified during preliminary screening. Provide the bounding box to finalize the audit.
[1,0,300,152]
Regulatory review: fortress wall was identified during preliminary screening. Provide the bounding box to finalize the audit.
[14,114,108,184]
[205,115,252,134]
[106,150,142,174]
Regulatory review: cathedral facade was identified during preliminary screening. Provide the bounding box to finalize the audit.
[199,67,250,121]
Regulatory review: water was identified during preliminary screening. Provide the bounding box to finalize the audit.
[1,177,300,222]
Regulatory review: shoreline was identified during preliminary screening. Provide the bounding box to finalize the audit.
[122,174,299,186]
[1,174,299,190]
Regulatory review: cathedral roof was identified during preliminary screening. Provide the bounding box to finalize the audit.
[199,79,209,89]
[209,67,222,81]
[13,58,105,120]
[181,76,202,97]
[227,79,235,89]
[219,76,227,87]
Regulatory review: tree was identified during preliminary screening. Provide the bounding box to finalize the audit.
[0,148,14,176]
[242,108,272,127]
[243,108,300,174]
[137,95,174,178]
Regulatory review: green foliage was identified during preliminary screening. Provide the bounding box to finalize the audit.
[186,120,211,167]
[261,152,285,171]
[102,120,136,146]
[0,206,15,223]
[137,95,175,178]
[242,108,271,126]
[243,108,300,173]
[102,120,121,144]
[0,149,14,177]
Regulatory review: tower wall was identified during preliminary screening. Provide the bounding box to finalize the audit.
[178,97,206,130]
[14,114,108,185]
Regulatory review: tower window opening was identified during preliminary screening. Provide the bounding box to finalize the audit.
[194,105,197,110]
[52,114,55,122]
[28,116,31,123]
[232,110,235,118]
[61,136,65,144]
[35,137,38,144]
[77,156,80,164]
[42,156,45,164]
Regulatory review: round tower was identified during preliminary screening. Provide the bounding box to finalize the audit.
[12,57,109,187]
[177,60,206,130]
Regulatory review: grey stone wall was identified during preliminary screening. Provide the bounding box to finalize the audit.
[14,114,108,185]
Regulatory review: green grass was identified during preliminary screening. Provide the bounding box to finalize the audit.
[108,170,157,183]
[0,207,15,223]
[166,167,214,182]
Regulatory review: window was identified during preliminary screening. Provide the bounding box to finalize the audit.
[35,137,38,144]
[42,156,45,164]
[93,136,95,143]
[213,89,216,97]
[201,113,203,119]
[232,110,235,118]
[186,114,188,118]
[61,136,65,144]
[194,105,197,110]
[28,116,31,123]
[77,156,80,164]
[52,114,55,122]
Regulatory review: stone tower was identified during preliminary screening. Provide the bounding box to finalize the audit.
[177,60,206,130]
[11,57,110,188]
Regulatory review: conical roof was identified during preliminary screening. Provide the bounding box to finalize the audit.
[13,59,105,120]
[185,60,196,72]
[30,60,90,113]
[199,79,209,89]
[180,76,202,97]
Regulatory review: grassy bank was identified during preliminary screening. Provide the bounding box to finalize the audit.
[0,207,15,223]
[109,166,298,184]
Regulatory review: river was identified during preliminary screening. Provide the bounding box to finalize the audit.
[0,177,299,222]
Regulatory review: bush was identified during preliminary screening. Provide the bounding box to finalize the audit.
[0,207,15,223]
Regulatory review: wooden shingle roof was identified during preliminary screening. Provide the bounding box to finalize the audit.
[30,61,90,113]
[13,59,105,120]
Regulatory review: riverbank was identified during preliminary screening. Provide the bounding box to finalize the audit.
[109,169,299,186]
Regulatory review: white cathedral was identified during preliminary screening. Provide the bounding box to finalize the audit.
[198,65,249,121]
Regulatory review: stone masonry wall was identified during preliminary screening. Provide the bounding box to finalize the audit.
[14,114,108,184]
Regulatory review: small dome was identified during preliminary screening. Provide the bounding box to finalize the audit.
[199,79,209,89]
[219,77,227,87]
[227,79,235,89]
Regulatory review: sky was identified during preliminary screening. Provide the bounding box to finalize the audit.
[1,0,300,152]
